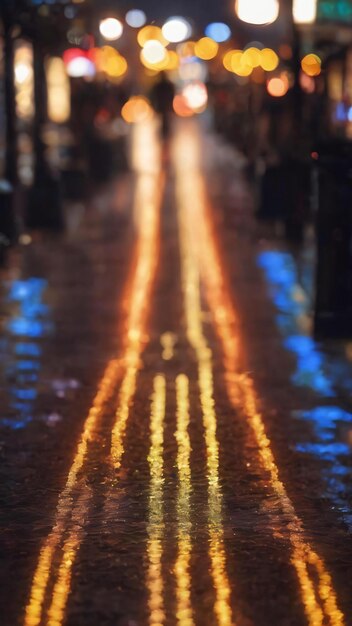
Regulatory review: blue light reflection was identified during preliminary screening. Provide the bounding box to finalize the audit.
[258,250,352,526]
[258,251,335,396]
[0,277,53,430]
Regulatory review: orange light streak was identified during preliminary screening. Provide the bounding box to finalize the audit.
[111,123,163,466]
[46,488,90,626]
[147,375,167,626]
[175,374,194,626]
[23,358,121,626]
[175,137,234,626]
[24,121,162,626]
[175,124,344,626]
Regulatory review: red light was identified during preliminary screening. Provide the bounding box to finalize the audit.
[63,48,87,66]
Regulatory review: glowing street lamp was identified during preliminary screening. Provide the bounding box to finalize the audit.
[235,0,279,25]
[99,18,123,41]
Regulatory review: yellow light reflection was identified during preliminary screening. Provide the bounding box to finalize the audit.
[111,122,163,467]
[174,124,344,626]
[23,358,121,626]
[175,374,194,626]
[147,375,166,626]
[161,332,177,361]
[24,121,163,626]
[46,488,90,626]
[175,136,234,626]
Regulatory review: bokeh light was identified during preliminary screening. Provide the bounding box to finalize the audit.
[162,17,192,43]
[15,42,34,120]
[235,0,279,25]
[195,37,219,61]
[173,94,194,117]
[205,23,231,43]
[177,41,196,58]
[141,40,167,66]
[99,18,123,41]
[293,0,317,24]
[182,82,208,112]
[267,74,289,97]
[223,50,238,72]
[46,57,70,123]
[301,53,321,76]
[242,47,261,68]
[230,51,252,76]
[141,49,179,72]
[105,54,128,79]
[260,48,279,71]
[300,71,315,93]
[126,9,147,28]
[137,25,168,47]
[179,59,207,82]
[121,96,153,123]
[66,56,95,78]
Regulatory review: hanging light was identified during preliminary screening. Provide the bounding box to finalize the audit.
[235,0,279,25]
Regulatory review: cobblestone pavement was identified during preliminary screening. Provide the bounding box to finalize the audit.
[1,120,352,626]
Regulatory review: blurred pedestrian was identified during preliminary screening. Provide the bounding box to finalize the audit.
[150,72,175,139]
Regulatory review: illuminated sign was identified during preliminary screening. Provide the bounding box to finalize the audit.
[318,0,352,23]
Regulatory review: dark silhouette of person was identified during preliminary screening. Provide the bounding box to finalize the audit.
[150,72,175,139]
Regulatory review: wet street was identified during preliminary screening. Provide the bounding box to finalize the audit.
[2,120,352,626]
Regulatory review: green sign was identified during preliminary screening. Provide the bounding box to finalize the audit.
[318,0,352,22]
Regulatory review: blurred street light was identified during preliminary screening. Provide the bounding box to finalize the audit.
[141,40,167,65]
[205,23,231,43]
[194,37,219,60]
[235,0,279,25]
[46,58,70,124]
[137,25,168,47]
[162,18,192,43]
[293,0,317,24]
[66,56,95,77]
[126,10,147,28]
[99,18,123,41]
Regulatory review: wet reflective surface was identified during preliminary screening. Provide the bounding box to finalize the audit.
[2,121,352,626]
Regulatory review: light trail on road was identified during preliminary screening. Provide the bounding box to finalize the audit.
[147,375,167,626]
[24,121,163,626]
[175,134,235,626]
[174,124,344,626]
[46,487,90,626]
[175,374,194,626]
